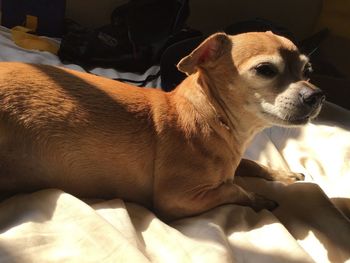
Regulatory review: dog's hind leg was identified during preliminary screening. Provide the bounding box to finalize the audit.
[235,159,305,184]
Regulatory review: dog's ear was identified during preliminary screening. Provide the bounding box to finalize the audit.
[177,33,232,75]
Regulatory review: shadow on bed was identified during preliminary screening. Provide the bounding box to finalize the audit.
[331,197,350,220]
[237,177,350,263]
[226,246,313,263]
[119,202,311,262]
[317,102,350,131]
[0,246,23,263]
[167,177,350,263]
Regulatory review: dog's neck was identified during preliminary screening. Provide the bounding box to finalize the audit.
[174,72,267,155]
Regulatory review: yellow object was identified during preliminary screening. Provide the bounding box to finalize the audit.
[11,26,32,33]
[11,26,59,55]
[25,15,38,32]
[316,0,350,39]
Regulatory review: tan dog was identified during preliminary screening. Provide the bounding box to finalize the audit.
[0,32,324,220]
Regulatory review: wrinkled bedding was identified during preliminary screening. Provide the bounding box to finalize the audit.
[0,26,349,263]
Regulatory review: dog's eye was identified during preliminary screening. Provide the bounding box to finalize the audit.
[254,63,278,78]
[302,63,313,79]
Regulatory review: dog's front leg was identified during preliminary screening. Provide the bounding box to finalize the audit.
[236,159,305,184]
[154,182,277,220]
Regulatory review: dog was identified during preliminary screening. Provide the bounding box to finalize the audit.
[0,32,324,220]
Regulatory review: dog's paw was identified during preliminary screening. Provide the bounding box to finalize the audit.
[280,172,305,184]
[251,194,278,212]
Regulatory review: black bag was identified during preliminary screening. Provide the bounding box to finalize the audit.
[58,0,198,73]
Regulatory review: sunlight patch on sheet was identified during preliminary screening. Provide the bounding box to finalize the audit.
[298,230,329,263]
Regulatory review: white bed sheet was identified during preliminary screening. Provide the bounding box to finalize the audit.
[0,26,349,263]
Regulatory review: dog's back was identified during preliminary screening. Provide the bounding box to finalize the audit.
[0,63,163,204]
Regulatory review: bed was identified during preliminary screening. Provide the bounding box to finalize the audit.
[0,25,349,263]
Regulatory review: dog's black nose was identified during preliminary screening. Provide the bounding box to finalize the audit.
[299,87,325,107]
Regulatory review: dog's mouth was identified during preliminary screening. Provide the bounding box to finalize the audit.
[285,114,312,125]
[261,106,321,126]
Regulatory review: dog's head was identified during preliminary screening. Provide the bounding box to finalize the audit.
[177,32,325,127]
